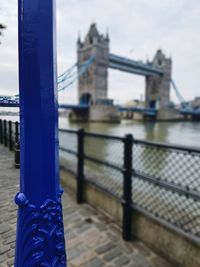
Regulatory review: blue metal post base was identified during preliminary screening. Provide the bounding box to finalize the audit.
[15,0,66,265]
[15,190,66,266]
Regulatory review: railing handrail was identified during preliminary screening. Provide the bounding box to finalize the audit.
[59,128,77,134]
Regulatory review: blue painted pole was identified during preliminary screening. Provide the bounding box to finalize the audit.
[15,1,67,266]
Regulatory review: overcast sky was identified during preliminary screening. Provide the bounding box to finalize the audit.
[0,0,200,105]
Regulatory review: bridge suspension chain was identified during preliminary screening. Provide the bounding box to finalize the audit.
[0,56,95,106]
[170,79,186,104]
[58,56,94,92]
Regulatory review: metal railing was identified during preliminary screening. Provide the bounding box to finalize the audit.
[59,128,200,244]
[1,119,199,243]
[0,119,20,167]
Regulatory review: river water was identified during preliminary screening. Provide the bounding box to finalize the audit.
[1,115,200,147]
[61,118,200,148]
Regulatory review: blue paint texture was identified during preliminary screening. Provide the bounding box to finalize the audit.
[15,0,66,266]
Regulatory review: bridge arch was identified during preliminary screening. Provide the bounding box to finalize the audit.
[80,93,93,105]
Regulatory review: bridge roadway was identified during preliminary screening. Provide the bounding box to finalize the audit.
[1,100,200,118]
[0,102,157,116]
[0,145,174,267]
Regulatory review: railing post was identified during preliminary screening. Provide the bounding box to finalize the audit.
[77,129,84,204]
[122,134,133,241]
[3,120,7,147]
[15,141,20,169]
[8,121,13,151]
[15,121,19,143]
[2,120,4,144]
[0,119,3,144]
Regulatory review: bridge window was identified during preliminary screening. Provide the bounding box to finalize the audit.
[158,59,162,66]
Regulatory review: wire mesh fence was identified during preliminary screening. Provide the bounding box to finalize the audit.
[85,159,123,198]
[59,128,200,243]
[132,140,200,238]
[84,133,124,168]
[132,174,200,237]
[84,133,124,198]
[133,141,200,192]
[59,129,77,172]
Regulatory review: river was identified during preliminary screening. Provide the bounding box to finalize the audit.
[1,115,200,147]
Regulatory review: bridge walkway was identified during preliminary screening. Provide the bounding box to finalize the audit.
[0,145,173,267]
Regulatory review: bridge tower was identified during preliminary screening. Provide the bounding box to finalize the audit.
[145,50,172,112]
[72,23,120,122]
[77,23,109,105]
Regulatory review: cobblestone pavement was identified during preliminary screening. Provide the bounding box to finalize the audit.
[0,145,174,267]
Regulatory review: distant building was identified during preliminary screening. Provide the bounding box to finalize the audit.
[125,99,145,107]
[121,99,145,120]
[191,97,200,109]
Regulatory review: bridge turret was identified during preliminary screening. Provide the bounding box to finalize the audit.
[77,34,82,49]
[145,49,172,111]
[77,23,109,105]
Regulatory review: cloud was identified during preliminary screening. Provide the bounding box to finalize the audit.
[0,0,200,104]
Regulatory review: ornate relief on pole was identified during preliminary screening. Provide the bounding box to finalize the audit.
[15,190,66,266]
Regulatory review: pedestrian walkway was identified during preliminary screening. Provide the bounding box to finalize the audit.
[0,145,173,267]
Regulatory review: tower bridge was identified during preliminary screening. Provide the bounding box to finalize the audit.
[72,23,176,121]
[1,23,199,121]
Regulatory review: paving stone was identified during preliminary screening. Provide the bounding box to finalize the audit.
[132,254,152,267]
[7,249,15,259]
[94,222,107,231]
[67,236,83,249]
[0,246,10,255]
[82,233,102,249]
[0,254,6,263]
[151,256,173,267]
[86,258,104,267]
[66,231,76,240]
[96,242,116,254]
[0,224,12,235]
[135,242,152,257]
[2,230,16,239]
[76,223,91,234]
[3,235,16,245]
[7,258,14,266]
[70,251,96,266]
[68,248,81,260]
[103,247,122,261]
[10,244,15,249]
[114,255,130,266]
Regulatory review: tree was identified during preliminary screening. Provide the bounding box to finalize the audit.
[0,24,6,44]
